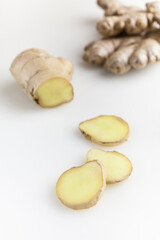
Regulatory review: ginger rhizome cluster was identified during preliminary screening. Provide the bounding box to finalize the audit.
[83,0,160,74]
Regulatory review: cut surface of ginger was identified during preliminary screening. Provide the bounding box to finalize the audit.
[35,77,73,108]
[87,149,133,183]
[79,115,129,146]
[56,160,106,210]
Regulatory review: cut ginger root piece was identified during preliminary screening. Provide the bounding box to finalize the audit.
[56,160,106,210]
[87,149,133,183]
[10,48,74,108]
[79,115,129,146]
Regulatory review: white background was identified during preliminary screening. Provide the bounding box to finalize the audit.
[1,0,160,239]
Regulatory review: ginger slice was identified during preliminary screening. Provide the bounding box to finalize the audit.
[79,115,129,146]
[87,149,133,183]
[56,160,106,210]
[10,48,74,108]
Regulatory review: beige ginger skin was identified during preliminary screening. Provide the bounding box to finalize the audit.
[97,0,142,16]
[10,48,74,108]
[83,32,160,74]
[97,0,160,37]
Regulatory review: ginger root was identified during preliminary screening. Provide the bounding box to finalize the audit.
[87,149,133,184]
[56,160,106,210]
[97,0,160,37]
[79,115,129,146]
[83,32,160,74]
[10,49,74,108]
[97,0,142,16]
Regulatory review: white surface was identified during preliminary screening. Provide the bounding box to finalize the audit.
[1,0,160,239]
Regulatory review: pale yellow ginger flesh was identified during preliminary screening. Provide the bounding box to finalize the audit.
[10,48,74,108]
[79,115,129,146]
[35,77,73,108]
[98,0,160,16]
[87,149,133,183]
[56,160,106,210]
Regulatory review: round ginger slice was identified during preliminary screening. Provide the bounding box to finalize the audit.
[79,115,129,146]
[56,160,106,210]
[87,149,133,183]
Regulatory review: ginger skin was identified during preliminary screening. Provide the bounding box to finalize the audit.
[97,0,142,16]
[97,0,160,37]
[10,49,74,108]
[87,149,133,184]
[83,32,160,74]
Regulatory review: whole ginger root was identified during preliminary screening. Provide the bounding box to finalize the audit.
[83,31,160,74]
[97,0,160,37]
[83,0,160,74]
[97,0,142,16]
